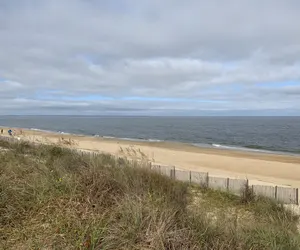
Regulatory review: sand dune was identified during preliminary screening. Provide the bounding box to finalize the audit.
[2,127,300,188]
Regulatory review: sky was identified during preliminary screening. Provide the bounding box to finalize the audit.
[0,0,300,116]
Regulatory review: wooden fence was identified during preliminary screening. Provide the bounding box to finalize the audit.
[150,164,298,204]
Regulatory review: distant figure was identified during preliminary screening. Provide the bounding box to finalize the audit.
[8,129,12,136]
[1,129,3,134]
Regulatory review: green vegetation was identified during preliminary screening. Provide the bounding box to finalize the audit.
[1,140,300,249]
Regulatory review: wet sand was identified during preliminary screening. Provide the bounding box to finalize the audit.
[2,127,300,188]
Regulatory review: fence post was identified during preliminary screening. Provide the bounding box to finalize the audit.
[189,171,191,184]
[226,178,230,191]
[296,188,299,205]
[275,186,278,200]
[170,167,175,179]
[206,172,209,188]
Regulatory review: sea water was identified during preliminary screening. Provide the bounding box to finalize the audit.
[0,116,300,154]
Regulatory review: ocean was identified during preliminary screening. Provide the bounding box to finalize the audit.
[0,116,300,154]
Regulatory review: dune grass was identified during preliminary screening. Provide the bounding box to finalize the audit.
[0,139,300,249]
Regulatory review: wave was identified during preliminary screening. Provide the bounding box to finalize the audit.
[208,143,297,155]
[124,137,162,142]
[244,145,270,150]
[212,143,270,152]
[211,144,247,150]
[148,139,162,142]
[101,135,162,143]
[30,128,54,133]
[102,136,116,139]
[193,142,282,154]
[119,137,163,143]
[28,128,162,143]
[244,145,300,155]
[30,128,70,135]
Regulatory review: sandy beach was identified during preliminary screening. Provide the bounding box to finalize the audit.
[2,127,300,188]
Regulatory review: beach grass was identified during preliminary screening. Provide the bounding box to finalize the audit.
[1,140,300,249]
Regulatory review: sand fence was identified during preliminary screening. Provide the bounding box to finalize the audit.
[150,163,298,205]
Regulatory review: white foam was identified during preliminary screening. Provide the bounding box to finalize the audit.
[103,136,116,139]
[148,139,162,142]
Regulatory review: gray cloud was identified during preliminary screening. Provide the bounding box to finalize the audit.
[0,0,300,115]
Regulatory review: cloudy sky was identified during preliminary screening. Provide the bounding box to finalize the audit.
[0,0,300,115]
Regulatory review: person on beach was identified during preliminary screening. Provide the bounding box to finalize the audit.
[8,129,13,136]
[1,129,3,134]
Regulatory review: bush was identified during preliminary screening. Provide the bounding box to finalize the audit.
[0,141,299,249]
[240,182,256,204]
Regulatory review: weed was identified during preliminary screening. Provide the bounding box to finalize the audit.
[0,138,299,249]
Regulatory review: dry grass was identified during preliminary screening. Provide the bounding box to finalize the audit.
[118,145,155,164]
[0,139,300,249]
[57,137,78,146]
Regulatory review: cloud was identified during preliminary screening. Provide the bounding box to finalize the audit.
[0,0,300,115]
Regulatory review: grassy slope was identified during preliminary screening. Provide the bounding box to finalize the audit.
[0,140,300,250]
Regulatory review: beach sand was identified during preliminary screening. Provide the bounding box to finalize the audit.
[2,127,300,188]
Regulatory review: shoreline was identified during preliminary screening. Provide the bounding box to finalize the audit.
[1,126,300,188]
[1,125,299,157]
